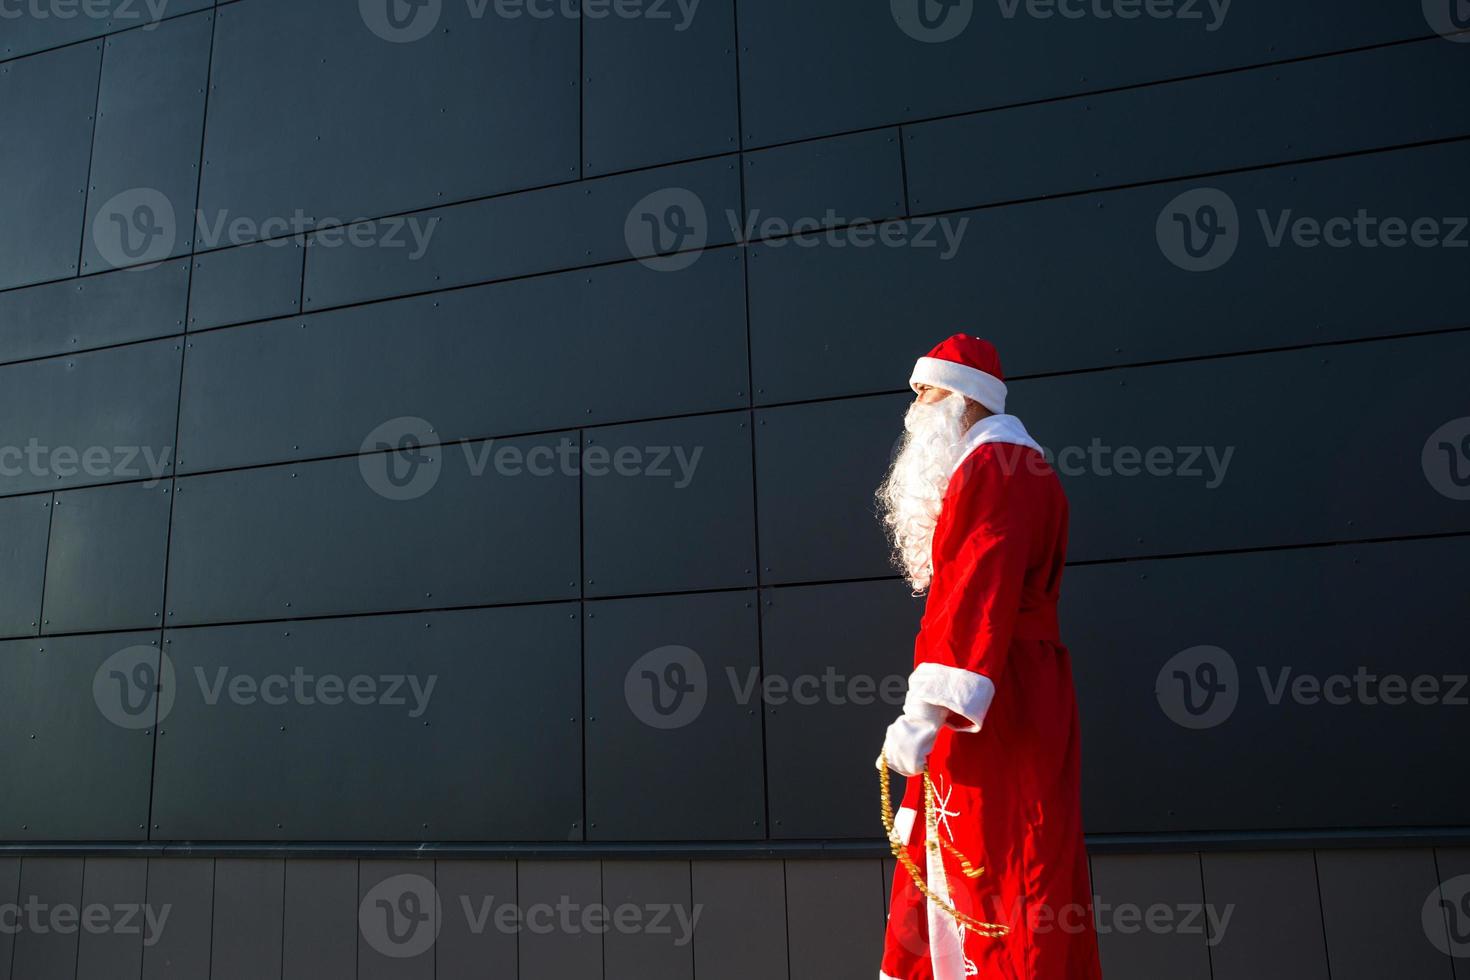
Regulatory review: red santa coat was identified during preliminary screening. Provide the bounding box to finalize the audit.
[881,416,1101,980]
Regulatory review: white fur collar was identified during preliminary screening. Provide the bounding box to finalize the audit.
[949,413,1044,477]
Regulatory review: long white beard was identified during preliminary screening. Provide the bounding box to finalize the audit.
[876,394,971,593]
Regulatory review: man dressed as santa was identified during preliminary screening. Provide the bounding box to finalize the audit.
[876,335,1101,980]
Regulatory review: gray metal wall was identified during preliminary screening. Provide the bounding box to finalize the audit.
[2,849,1469,980]
[1,0,1467,854]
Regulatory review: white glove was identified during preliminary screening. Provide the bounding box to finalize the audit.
[877,696,949,777]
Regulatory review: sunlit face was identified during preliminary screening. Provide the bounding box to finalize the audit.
[912,382,949,405]
[912,384,989,427]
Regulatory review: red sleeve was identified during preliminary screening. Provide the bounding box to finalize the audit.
[907,449,1030,732]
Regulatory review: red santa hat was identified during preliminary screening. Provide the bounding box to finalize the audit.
[908,334,1008,414]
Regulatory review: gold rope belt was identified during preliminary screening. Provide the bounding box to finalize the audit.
[879,753,1010,938]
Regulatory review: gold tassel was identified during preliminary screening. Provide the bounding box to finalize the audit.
[879,753,1010,938]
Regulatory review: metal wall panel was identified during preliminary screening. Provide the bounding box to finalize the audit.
[905,39,1470,214]
[1021,332,1470,561]
[357,862,434,980]
[0,494,50,639]
[1440,848,1470,980]
[81,10,212,275]
[0,632,157,840]
[165,436,579,624]
[762,580,923,839]
[0,858,16,980]
[1090,854,1212,980]
[210,860,284,980]
[584,591,764,840]
[42,481,171,635]
[601,861,695,980]
[0,338,181,498]
[151,605,582,840]
[140,859,214,980]
[690,860,788,980]
[749,140,1470,404]
[9,858,85,980]
[1200,852,1330,980]
[1317,849,1451,980]
[753,394,906,584]
[582,413,756,597]
[75,858,149,980]
[583,0,738,175]
[743,128,905,229]
[0,0,213,62]
[199,0,578,243]
[301,156,742,311]
[0,43,101,290]
[0,260,188,365]
[188,240,303,330]
[784,860,886,979]
[436,861,518,980]
[736,0,1426,146]
[516,862,602,980]
[1064,536,1470,833]
[179,256,748,472]
[281,860,357,980]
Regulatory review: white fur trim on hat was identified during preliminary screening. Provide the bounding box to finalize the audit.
[909,356,1007,414]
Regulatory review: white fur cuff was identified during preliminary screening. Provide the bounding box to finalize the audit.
[907,662,997,733]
